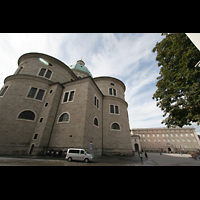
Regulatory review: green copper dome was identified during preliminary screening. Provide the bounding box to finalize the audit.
[69,60,93,78]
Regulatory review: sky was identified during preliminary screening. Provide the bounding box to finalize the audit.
[0,33,199,134]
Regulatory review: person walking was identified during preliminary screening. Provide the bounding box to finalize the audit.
[139,152,143,164]
[145,152,148,160]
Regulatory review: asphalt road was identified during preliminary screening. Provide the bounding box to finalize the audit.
[0,153,199,166]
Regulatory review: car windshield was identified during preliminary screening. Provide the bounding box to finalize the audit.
[85,150,90,154]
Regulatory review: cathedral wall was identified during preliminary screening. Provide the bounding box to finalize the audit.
[94,77,125,100]
[83,78,103,156]
[49,79,90,150]
[0,75,51,155]
[17,53,77,84]
[102,96,133,156]
[29,83,64,155]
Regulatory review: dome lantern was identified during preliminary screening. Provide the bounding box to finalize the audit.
[69,59,93,78]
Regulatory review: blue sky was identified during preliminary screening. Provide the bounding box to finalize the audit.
[0,33,199,134]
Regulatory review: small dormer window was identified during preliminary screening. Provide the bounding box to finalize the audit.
[38,68,52,79]
[109,88,117,96]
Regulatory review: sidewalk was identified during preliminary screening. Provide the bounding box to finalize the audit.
[0,154,157,166]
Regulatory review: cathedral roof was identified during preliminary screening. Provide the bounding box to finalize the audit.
[69,60,93,78]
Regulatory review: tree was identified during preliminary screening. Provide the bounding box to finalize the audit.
[152,33,200,128]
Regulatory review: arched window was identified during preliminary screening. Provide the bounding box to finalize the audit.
[58,113,69,122]
[94,117,98,127]
[18,110,35,121]
[111,122,120,130]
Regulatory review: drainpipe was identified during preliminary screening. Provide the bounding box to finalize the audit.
[102,95,104,156]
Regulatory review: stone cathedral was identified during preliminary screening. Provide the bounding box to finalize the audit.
[0,52,133,156]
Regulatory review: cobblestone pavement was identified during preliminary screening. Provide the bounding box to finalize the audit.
[0,153,199,166]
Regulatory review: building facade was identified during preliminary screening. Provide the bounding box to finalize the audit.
[0,52,133,156]
[131,127,200,153]
[131,135,142,152]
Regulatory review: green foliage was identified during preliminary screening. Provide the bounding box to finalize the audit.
[152,33,200,128]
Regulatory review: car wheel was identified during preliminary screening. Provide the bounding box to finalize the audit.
[84,158,89,163]
[68,157,72,162]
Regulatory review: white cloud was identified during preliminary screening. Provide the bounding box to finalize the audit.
[128,98,165,128]
[0,33,66,88]
[89,33,160,79]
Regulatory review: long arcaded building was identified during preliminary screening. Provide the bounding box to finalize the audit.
[131,127,200,153]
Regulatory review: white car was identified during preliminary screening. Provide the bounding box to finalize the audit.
[65,148,93,163]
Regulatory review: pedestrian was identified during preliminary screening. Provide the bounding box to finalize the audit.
[145,152,148,160]
[139,152,143,164]
[160,148,162,155]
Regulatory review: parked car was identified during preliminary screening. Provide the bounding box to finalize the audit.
[65,148,93,163]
